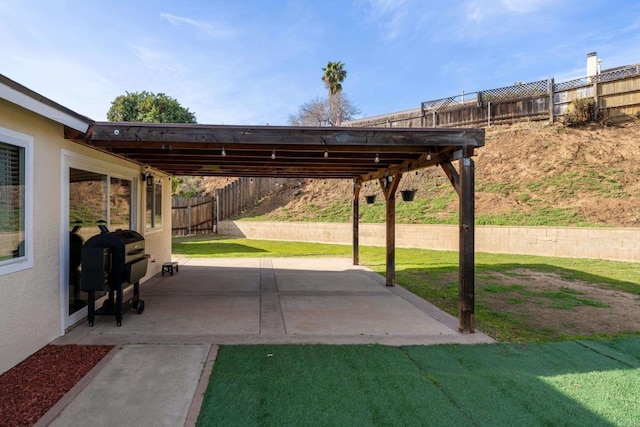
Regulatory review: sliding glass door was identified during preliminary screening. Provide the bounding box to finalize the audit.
[65,164,134,326]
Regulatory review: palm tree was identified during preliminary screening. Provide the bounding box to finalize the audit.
[321,61,347,125]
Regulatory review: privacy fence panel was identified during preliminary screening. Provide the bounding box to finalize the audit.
[597,75,640,121]
[214,177,282,222]
[172,196,216,236]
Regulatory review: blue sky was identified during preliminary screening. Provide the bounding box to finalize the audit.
[1,0,639,125]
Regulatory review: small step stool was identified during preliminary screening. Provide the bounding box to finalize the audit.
[162,261,179,276]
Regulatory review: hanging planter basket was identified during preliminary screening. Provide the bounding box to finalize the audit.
[401,189,417,202]
[365,195,376,204]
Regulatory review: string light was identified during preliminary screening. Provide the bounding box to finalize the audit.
[271,150,276,160]
[374,152,380,163]
[324,148,329,158]
[427,149,432,161]
[221,146,226,157]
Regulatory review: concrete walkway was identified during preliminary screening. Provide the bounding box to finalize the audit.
[45,257,493,426]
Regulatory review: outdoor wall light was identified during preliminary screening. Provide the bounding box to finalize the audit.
[142,166,154,187]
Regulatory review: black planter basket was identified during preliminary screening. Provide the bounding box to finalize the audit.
[365,195,376,204]
[401,189,417,202]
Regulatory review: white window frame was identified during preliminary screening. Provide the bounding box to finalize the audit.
[145,177,164,233]
[0,127,33,276]
[60,150,140,331]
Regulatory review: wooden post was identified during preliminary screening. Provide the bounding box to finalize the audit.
[592,81,599,121]
[548,78,555,124]
[379,174,401,286]
[459,157,475,333]
[187,202,192,235]
[352,179,361,265]
[213,194,221,234]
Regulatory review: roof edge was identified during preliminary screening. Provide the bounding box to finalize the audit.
[0,74,94,132]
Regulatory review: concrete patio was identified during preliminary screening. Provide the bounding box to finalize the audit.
[44,258,493,426]
[56,257,493,347]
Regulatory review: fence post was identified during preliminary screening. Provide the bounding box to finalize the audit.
[548,78,554,124]
[187,202,192,235]
[215,190,221,226]
[432,110,437,128]
[488,102,491,127]
[593,80,599,121]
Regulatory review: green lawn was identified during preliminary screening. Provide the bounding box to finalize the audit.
[198,338,640,426]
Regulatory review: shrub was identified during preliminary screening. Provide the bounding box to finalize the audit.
[564,98,595,126]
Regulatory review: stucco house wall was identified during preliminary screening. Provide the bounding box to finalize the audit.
[0,93,172,374]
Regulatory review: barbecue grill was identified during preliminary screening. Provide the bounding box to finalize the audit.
[81,228,148,326]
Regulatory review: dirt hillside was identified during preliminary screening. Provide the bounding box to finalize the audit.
[204,120,640,227]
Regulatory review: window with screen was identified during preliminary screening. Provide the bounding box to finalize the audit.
[0,128,32,274]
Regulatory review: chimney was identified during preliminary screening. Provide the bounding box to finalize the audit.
[587,52,598,77]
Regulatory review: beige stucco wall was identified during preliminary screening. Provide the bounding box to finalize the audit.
[0,99,171,374]
[218,221,640,262]
[141,176,174,278]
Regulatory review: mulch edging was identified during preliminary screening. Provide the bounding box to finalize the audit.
[0,345,113,427]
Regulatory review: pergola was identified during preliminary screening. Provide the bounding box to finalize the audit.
[66,123,485,333]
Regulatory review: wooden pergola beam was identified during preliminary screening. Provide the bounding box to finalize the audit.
[440,161,461,195]
[83,122,485,148]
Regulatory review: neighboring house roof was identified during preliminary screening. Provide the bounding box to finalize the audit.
[0,73,93,132]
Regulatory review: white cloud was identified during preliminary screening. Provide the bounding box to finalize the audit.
[501,0,555,13]
[362,0,412,41]
[159,12,237,39]
[130,44,187,74]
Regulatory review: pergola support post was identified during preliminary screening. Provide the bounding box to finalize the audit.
[441,158,475,333]
[379,174,401,286]
[459,157,475,333]
[352,179,361,265]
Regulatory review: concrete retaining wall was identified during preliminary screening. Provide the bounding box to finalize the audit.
[218,221,640,262]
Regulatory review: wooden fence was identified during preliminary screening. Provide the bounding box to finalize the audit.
[346,65,640,128]
[215,177,287,221]
[172,178,291,235]
[171,196,216,236]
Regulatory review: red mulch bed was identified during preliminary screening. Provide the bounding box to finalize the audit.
[0,345,113,427]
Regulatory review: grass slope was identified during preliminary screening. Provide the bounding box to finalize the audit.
[237,121,640,227]
[198,339,640,426]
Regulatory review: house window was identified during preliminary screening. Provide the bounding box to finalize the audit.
[146,179,163,229]
[0,128,33,275]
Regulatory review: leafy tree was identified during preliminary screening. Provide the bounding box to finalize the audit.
[288,96,360,126]
[107,91,197,123]
[107,91,199,195]
[321,61,348,125]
